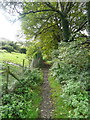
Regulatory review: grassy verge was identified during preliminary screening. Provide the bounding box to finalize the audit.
[49,75,70,118]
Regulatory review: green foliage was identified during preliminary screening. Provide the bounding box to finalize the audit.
[51,41,89,83]
[2,45,15,53]
[21,2,61,57]
[21,2,87,57]
[21,68,43,86]
[48,76,69,118]
[1,68,43,118]
[26,41,40,60]
[1,92,41,118]
[61,80,88,118]
[0,41,18,53]
[0,40,27,53]
[50,41,89,118]
[19,47,26,54]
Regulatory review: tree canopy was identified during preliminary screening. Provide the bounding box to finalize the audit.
[0,1,89,57]
[19,2,87,57]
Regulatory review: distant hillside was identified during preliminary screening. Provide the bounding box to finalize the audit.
[0,37,12,42]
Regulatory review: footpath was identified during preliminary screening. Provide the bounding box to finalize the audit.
[40,65,54,118]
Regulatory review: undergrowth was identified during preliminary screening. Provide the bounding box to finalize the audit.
[0,68,43,118]
[49,41,89,118]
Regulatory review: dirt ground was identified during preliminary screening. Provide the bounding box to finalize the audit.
[40,67,54,118]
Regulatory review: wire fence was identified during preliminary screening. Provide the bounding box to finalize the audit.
[0,59,29,98]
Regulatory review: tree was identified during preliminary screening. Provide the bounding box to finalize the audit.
[86,1,90,39]
[21,2,86,39]
[0,2,87,57]
[19,47,26,54]
[0,2,87,42]
[20,2,87,57]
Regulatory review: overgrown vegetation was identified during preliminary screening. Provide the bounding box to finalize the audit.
[49,76,69,118]
[49,41,89,118]
[0,68,43,118]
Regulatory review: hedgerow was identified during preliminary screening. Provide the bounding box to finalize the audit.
[50,41,89,118]
[0,69,43,118]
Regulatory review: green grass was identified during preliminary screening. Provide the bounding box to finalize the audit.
[0,50,29,95]
[0,50,29,89]
[1,63,24,91]
[48,75,70,118]
[0,75,2,90]
[0,51,29,67]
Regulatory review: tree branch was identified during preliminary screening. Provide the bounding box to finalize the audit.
[35,13,56,36]
[74,20,87,33]
[35,24,58,38]
[20,9,55,16]
[64,2,74,14]
[14,5,22,15]
[45,2,64,17]
[15,9,54,22]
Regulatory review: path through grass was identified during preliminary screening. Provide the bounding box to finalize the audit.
[40,65,54,118]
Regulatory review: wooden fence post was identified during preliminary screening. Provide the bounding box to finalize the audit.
[27,59,30,69]
[23,59,25,72]
[6,65,9,93]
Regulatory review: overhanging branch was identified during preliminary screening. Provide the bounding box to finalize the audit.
[35,24,58,38]
[45,2,64,17]
[20,9,56,16]
[74,20,87,33]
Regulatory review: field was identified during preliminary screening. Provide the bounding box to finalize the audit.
[0,50,30,94]
[0,50,29,66]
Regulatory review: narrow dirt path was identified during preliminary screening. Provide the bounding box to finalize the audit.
[40,66,54,118]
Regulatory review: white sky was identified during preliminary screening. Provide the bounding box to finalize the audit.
[0,10,22,42]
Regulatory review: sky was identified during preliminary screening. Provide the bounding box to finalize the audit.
[0,10,22,42]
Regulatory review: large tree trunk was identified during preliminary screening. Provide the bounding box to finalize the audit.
[61,15,70,42]
[86,1,90,39]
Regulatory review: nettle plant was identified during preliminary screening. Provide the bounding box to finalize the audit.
[51,41,89,118]
[1,68,43,118]
[61,80,88,118]
[52,41,89,85]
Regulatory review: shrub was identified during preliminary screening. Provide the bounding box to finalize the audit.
[2,45,14,53]
[50,41,89,118]
[0,68,43,118]
[61,80,88,118]
[19,48,27,54]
